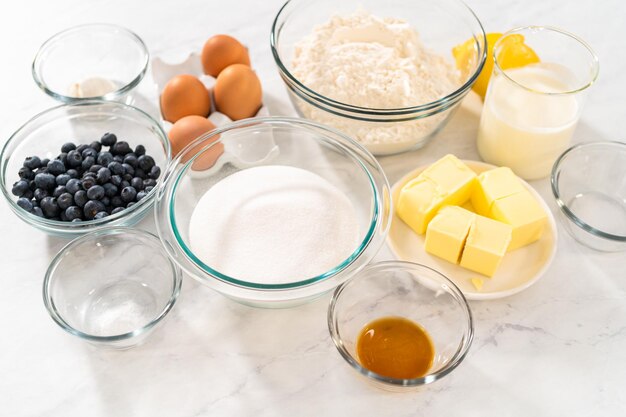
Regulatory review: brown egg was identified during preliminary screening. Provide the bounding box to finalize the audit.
[201,34,251,77]
[214,64,262,121]
[168,115,224,171]
[160,75,211,123]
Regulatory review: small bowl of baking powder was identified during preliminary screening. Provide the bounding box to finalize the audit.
[271,0,486,155]
[154,117,391,308]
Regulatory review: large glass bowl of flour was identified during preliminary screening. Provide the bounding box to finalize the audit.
[271,0,486,156]
[154,117,391,307]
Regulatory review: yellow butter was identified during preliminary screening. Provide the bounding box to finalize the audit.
[396,155,477,235]
[491,191,547,251]
[471,167,525,216]
[460,214,512,277]
[425,206,475,264]
[471,277,484,291]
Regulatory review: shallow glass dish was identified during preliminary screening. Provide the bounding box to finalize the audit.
[271,0,486,155]
[155,117,391,307]
[551,141,626,251]
[32,24,149,104]
[43,227,182,349]
[0,101,170,238]
[328,261,473,391]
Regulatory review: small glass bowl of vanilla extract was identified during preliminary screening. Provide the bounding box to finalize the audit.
[328,261,474,391]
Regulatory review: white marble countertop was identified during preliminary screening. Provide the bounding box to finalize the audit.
[1,0,625,416]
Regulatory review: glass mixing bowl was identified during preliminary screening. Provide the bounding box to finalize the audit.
[328,261,473,391]
[271,0,486,155]
[32,24,149,104]
[0,101,170,238]
[551,141,626,251]
[155,117,391,307]
[43,227,182,349]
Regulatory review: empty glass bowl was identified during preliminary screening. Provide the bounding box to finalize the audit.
[43,227,182,349]
[551,141,626,251]
[328,261,473,390]
[155,117,391,307]
[271,0,486,155]
[32,24,149,104]
[0,100,170,237]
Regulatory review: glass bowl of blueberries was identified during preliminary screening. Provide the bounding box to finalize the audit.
[0,100,170,237]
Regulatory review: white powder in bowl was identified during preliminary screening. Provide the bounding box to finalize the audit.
[188,165,360,284]
[291,10,460,149]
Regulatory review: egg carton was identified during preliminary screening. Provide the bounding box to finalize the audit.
[151,52,277,177]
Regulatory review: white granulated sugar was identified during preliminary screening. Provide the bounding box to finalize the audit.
[292,10,460,146]
[188,165,360,284]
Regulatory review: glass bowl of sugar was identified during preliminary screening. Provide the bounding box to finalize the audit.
[154,117,391,307]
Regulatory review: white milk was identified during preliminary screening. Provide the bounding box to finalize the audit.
[477,63,580,180]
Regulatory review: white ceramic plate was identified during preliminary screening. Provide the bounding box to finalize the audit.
[386,160,558,300]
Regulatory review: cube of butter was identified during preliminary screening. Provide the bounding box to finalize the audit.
[460,214,512,277]
[396,155,477,235]
[491,191,547,251]
[425,206,475,264]
[471,167,526,216]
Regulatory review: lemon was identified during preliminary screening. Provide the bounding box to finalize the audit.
[453,32,540,99]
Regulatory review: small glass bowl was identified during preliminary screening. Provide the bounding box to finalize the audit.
[32,24,149,104]
[0,100,170,238]
[551,141,626,251]
[43,227,182,349]
[328,261,473,391]
[271,0,486,155]
[155,117,391,307]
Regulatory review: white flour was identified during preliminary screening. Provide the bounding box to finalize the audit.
[292,11,460,148]
[188,166,360,284]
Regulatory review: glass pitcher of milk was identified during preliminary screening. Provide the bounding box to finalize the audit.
[477,27,599,180]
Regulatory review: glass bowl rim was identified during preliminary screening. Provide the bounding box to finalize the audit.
[0,100,171,232]
[493,25,600,96]
[550,140,626,242]
[42,227,183,342]
[327,260,474,387]
[32,23,150,103]
[270,0,487,115]
[158,116,389,292]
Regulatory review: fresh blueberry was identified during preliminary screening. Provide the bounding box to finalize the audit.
[134,168,145,179]
[53,186,67,198]
[89,141,102,153]
[103,183,118,197]
[18,166,34,180]
[100,196,111,207]
[81,177,96,190]
[123,153,138,168]
[144,186,154,193]
[34,188,49,201]
[74,190,88,207]
[111,206,125,215]
[148,166,161,180]
[94,211,109,220]
[122,173,133,182]
[32,206,44,217]
[112,141,132,156]
[111,175,123,187]
[57,193,74,210]
[143,178,157,188]
[82,171,96,179]
[111,196,124,207]
[122,163,134,176]
[87,185,105,200]
[17,197,33,211]
[46,159,66,176]
[40,196,60,218]
[120,186,137,203]
[11,180,29,196]
[135,190,148,202]
[22,190,34,200]
[34,173,56,190]
[96,167,111,184]
[66,169,78,178]
[113,155,124,163]
[81,147,98,159]
[83,200,106,220]
[65,206,82,221]
[23,156,42,170]
[65,178,82,194]
[89,164,103,174]
[75,144,88,154]
[59,210,68,222]
[61,142,76,153]
[40,158,50,167]
[66,150,83,168]
[120,180,130,189]
[130,177,143,191]
[100,132,117,147]
[134,144,146,156]
[126,202,136,208]
[97,152,113,166]
[56,152,68,166]
[107,161,124,176]
[137,155,155,171]
[56,174,71,186]
[81,155,95,171]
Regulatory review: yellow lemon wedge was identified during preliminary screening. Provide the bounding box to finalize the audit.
[453,32,540,99]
